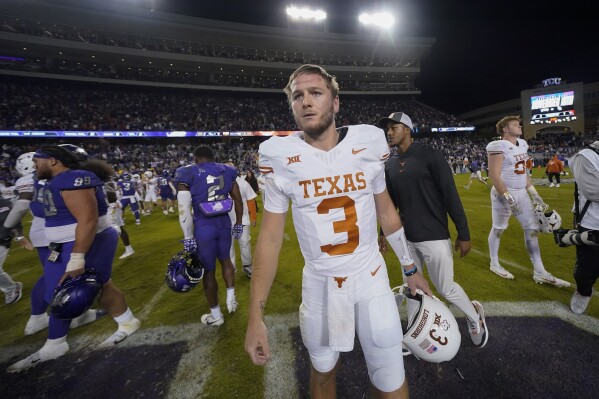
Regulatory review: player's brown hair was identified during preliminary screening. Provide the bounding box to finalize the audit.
[495,115,521,136]
[283,64,339,104]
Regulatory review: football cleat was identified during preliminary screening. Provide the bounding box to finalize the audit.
[70,308,108,329]
[201,314,224,326]
[165,251,204,292]
[24,313,50,336]
[7,342,69,373]
[242,265,253,278]
[119,248,135,259]
[533,271,570,287]
[98,318,141,348]
[490,264,514,279]
[15,152,36,176]
[468,301,488,348]
[570,291,591,314]
[5,282,23,304]
[49,271,102,320]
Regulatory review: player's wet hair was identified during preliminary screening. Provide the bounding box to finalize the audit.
[36,145,81,169]
[193,146,214,161]
[496,115,521,136]
[284,64,340,104]
[80,159,115,183]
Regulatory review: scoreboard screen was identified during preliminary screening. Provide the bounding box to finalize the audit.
[530,91,576,125]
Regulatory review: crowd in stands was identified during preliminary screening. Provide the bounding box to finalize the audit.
[1,17,418,68]
[0,81,470,131]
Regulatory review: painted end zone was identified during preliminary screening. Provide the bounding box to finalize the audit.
[0,342,186,399]
[290,317,599,399]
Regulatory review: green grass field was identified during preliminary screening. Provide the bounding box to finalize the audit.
[0,169,597,398]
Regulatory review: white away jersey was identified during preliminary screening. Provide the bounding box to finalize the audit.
[259,125,390,276]
[14,174,34,195]
[486,138,530,190]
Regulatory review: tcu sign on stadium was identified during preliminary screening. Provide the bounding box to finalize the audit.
[542,77,562,86]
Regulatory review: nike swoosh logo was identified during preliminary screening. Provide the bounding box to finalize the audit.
[31,358,40,364]
[352,148,367,154]
[400,170,406,173]
[205,319,220,325]
[371,265,382,276]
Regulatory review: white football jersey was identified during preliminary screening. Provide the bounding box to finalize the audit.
[259,125,390,276]
[228,176,257,225]
[486,138,530,190]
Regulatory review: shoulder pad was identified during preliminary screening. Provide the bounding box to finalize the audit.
[486,140,506,154]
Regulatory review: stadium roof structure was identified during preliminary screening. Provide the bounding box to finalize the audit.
[0,0,435,95]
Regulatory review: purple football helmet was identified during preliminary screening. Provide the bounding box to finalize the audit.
[58,144,89,161]
[49,269,102,320]
[165,251,204,292]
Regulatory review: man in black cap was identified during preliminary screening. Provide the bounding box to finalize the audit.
[378,112,489,348]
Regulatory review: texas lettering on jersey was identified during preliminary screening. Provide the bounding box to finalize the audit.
[298,172,366,199]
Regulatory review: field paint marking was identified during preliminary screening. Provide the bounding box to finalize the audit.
[11,266,36,278]
[264,313,300,399]
[470,248,591,296]
[478,204,492,208]
[138,284,168,321]
[263,301,598,396]
[470,248,529,273]
[0,322,218,399]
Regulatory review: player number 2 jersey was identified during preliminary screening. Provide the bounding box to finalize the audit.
[259,125,390,276]
[486,138,530,190]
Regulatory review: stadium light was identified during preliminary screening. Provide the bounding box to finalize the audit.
[359,12,395,28]
[286,6,327,22]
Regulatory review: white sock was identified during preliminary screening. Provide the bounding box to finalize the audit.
[29,313,47,320]
[226,288,235,301]
[114,308,134,324]
[210,306,223,320]
[43,336,67,350]
[125,245,133,252]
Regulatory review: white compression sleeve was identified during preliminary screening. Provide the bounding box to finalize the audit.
[177,190,194,239]
[3,199,31,229]
[386,227,415,267]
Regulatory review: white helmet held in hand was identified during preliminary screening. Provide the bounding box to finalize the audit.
[15,152,36,176]
[535,203,562,233]
[144,170,153,178]
[393,285,461,363]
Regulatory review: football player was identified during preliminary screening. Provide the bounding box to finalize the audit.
[463,159,489,190]
[8,146,140,372]
[106,177,135,259]
[117,173,141,225]
[486,116,569,286]
[226,164,257,278]
[176,147,244,326]
[245,64,431,398]
[158,169,177,215]
[1,151,105,336]
[143,170,159,214]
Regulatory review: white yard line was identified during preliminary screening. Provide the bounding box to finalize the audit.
[137,284,168,321]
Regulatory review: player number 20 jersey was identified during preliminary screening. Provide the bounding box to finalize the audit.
[259,125,390,276]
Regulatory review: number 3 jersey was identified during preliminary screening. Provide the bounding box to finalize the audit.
[486,138,530,190]
[259,125,390,276]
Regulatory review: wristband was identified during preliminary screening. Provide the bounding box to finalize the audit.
[502,191,515,204]
[403,264,418,277]
[65,252,86,272]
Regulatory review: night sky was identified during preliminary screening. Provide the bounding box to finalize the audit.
[156,0,597,115]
